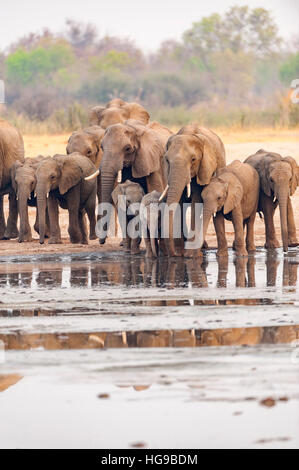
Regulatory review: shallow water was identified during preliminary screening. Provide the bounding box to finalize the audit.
[0,248,299,448]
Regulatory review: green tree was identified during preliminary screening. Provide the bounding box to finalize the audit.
[279,53,299,84]
[5,40,74,85]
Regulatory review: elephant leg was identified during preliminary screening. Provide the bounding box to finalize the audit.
[47,194,62,244]
[78,210,88,245]
[144,235,154,258]
[246,211,256,252]
[247,257,256,288]
[234,257,247,287]
[213,213,228,257]
[231,206,247,257]
[287,197,298,246]
[4,190,19,239]
[184,192,202,258]
[131,235,140,254]
[217,255,228,288]
[85,194,97,240]
[159,238,167,256]
[19,205,32,243]
[260,193,280,249]
[0,195,7,239]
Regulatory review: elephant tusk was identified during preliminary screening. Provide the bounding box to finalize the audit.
[117,170,122,183]
[85,169,100,181]
[158,184,169,202]
[187,183,191,198]
[213,212,216,217]
[47,192,49,199]
[273,197,277,203]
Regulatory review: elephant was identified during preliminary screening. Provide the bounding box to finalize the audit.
[161,124,226,257]
[66,125,105,207]
[35,152,98,244]
[111,179,144,254]
[201,160,259,257]
[140,190,166,258]
[93,119,172,244]
[10,156,50,242]
[0,118,25,239]
[245,149,299,252]
[89,100,150,129]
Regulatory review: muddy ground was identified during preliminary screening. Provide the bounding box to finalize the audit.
[0,134,298,449]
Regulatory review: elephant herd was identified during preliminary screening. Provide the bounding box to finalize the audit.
[0,98,298,257]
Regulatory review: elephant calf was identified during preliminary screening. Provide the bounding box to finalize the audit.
[140,190,166,258]
[11,156,50,242]
[201,160,260,257]
[35,153,98,244]
[111,180,144,254]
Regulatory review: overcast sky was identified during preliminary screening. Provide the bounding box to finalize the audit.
[1,0,299,52]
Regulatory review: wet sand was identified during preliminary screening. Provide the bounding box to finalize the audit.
[0,135,298,448]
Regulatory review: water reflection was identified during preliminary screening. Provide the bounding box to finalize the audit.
[1,325,298,350]
[0,253,297,290]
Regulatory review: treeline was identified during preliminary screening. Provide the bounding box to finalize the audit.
[1,5,299,132]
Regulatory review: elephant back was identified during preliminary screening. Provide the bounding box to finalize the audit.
[0,118,25,188]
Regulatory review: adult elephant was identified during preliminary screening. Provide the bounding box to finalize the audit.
[89,100,150,129]
[66,125,105,209]
[36,153,97,244]
[0,118,25,238]
[245,149,299,252]
[93,120,172,244]
[161,124,226,257]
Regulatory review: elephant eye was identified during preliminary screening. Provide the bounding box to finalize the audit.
[192,157,196,162]
[50,174,55,180]
[124,145,132,153]
[86,149,92,155]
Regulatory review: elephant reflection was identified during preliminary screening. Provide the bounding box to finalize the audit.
[217,256,256,288]
[266,252,298,287]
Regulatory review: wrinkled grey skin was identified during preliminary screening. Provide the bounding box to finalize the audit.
[162,124,226,258]
[10,156,50,242]
[35,153,97,245]
[0,118,25,239]
[112,179,144,253]
[245,149,299,252]
[99,120,169,245]
[66,126,105,212]
[140,190,167,258]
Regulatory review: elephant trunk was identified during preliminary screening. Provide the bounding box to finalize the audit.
[99,168,118,244]
[18,187,30,242]
[277,188,289,253]
[148,206,159,257]
[201,206,214,249]
[36,182,49,244]
[165,167,189,255]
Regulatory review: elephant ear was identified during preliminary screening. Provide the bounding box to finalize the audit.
[284,156,299,195]
[10,161,23,192]
[123,103,150,125]
[131,126,164,178]
[53,155,84,195]
[223,175,243,215]
[258,159,272,197]
[89,106,105,126]
[111,183,128,211]
[195,134,217,186]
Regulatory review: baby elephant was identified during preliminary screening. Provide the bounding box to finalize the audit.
[111,180,144,254]
[201,160,259,257]
[11,156,50,242]
[140,190,165,258]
